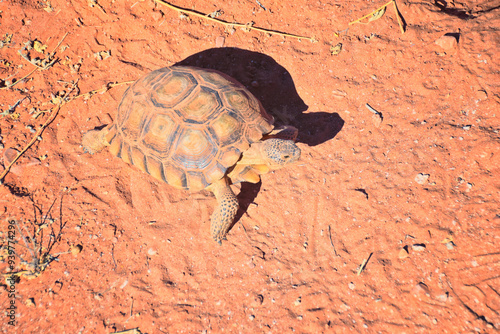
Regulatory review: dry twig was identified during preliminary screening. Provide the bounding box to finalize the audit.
[0,79,134,183]
[1,32,68,90]
[154,0,317,42]
[349,0,406,34]
[0,81,77,184]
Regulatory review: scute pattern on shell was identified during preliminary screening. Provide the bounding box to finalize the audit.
[105,66,274,191]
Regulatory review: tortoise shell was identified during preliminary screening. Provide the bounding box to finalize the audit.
[103,66,274,191]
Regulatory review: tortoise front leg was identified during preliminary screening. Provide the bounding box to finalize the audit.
[207,177,239,244]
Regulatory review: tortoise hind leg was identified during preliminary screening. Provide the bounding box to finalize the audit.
[207,177,239,244]
[82,126,110,154]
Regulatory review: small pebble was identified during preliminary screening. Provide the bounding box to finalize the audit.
[415,173,430,185]
[25,298,36,307]
[215,36,225,48]
[413,282,430,296]
[151,11,163,21]
[70,244,83,256]
[412,244,426,252]
[398,247,409,259]
[348,282,355,290]
[249,314,255,321]
[3,148,19,164]
[476,89,488,100]
[294,297,301,306]
[435,34,458,50]
[436,293,448,302]
[372,113,383,127]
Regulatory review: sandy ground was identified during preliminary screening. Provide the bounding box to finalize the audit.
[0,0,499,333]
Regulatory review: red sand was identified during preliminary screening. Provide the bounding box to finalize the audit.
[1,0,499,332]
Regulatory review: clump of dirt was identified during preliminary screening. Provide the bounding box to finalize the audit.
[0,0,499,332]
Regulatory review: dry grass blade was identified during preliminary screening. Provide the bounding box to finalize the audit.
[357,252,373,275]
[349,0,406,34]
[154,0,317,42]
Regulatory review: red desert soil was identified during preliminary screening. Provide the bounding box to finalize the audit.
[0,0,499,333]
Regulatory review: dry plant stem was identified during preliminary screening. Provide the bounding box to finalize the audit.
[392,1,406,34]
[0,82,77,184]
[349,0,406,34]
[0,79,133,183]
[3,67,38,90]
[16,221,36,260]
[154,0,316,42]
[1,32,68,90]
[73,80,135,100]
[349,0,393,25]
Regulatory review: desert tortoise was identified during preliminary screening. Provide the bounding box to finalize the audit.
[82,66,300,243]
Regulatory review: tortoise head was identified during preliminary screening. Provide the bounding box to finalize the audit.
[227,138,301,184]
[260,138,301,169]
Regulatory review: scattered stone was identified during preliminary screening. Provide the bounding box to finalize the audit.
[372,113,383,127]
[25,298,36,307]
[398,247,409,259]
[348,282,355,290]
[249,314,255,321]
[215,36,225,48]
[252,294,264,306]
[445,241,455,250]
[147,248,157,256]
[151,10,163,21]
[435,34,458,50]
[70,244,83,256]
[412,243,426,252]
[413,282,430,296]
[415,173,430,185]
[436,293,448,302]
[294,297,301,306]
[476,89,488,100]
[3,147,18,164]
